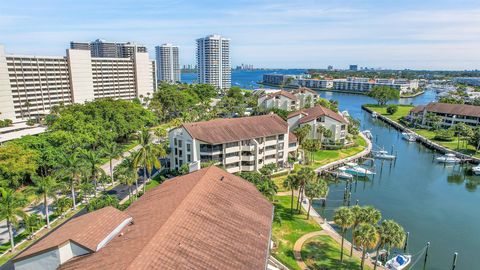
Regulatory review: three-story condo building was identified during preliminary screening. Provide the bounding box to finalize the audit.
[169,114,298,173]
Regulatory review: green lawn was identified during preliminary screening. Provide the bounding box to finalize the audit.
[365,104,414,122]
[413,129,480,157]
[302,235,370,270]
[272,196,322,270]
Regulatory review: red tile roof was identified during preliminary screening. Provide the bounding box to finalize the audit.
[60,166,274,270]
[15,207,131,261]
[262,90,298,101]
[288,105,347,124]
[182,114,288,144]
[417,102,480,117]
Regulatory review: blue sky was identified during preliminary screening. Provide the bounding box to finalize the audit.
[1,0,479,70]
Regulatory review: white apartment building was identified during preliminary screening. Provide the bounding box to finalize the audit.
[0,45,156,122]
[333,77,419,94]
[168,114,298,173]
[258,88,319,111]
[155,44,180,83]
[196,35,231,90]
[296,79,333,89]
[70,39,147,58]
[288,105,349,144]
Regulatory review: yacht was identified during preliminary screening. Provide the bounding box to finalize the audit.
[435,153,461,164]
[385,255,411,270]
[402,132,417,142]
[472,165,480,175]
[338,162,375,177]
[372,150,396,160]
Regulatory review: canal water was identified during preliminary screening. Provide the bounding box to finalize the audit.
[316,90,480,270]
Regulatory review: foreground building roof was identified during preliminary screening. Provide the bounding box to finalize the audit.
[58,166,273,270]
[411,102,480,117]
[15,207,132,262]
[182,114,288,144]
[262,90,298,101]
[288,105,348,124]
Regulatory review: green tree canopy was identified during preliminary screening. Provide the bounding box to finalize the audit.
[368,86,400,105]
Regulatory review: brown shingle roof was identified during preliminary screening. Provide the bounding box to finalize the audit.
[421,102,480,117]
[292,87,317,95]
[410,105,426,114]
[60,166,273,270]
[15,207,131,261]
[288,105,348,124]
[263,90,298,101]
[288,132,298,143]
[182,114,288,144]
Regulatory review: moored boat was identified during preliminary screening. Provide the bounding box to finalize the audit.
[372,150,396,160]
[472,165,480,175]
[362,130,373,140]
[402,132,417,142]
[371,111,378,118]
[435,153,461,164]
[339,162,375,177]
[385,254,412,270]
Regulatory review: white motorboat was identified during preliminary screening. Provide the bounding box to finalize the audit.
[435,153,462,163]
[472,165,480,175]
[436,153,461,164]
[339,162,375,177]
[336,171,353,180]
[362,130,373,140]
[385,255,412,270]
[371,111,378,118]
[402,132,417,142]
[372,150,396,160]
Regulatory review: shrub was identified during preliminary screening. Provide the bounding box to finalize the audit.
[0,119,13,128]
[434,129,455,141]
[26,119,36,126]
[386,104,398,115]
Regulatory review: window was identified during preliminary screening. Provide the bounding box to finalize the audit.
[341,125,346,130]
[226,142,239,148]
[174,138,177,146]
[178,140,183,147]
[175,158,178,165]
[179,150,183,156]
[174,148,178,155]
[278,134,284,141]
[179,160,183,166]
[187,144,191,152]
[226,152,239,158]
[266,135,276,141]
[187,154,191,162]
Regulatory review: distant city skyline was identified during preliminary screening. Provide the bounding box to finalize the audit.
[1,0,480,70]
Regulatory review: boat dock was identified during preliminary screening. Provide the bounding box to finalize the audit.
[361,105,480,164]
[315,132,373,174]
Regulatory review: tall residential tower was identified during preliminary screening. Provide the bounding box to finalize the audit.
[70,39,147,58]
[196,34,231,90]
[155,44,180,83]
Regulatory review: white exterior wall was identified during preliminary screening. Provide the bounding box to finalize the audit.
[134,52,155,98]
[14,249,61,270]
[156,44,180,83]
[289,116,346,143]
[168,127,297,173]
[196,35,231,90]
[0,45,16,120]
[258,96,297,111]
[67,49,95,103]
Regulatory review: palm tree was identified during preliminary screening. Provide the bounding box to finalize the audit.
[304,179,328,219]
[81,150,102,196]
[373,220,406,270]
[333,206,354,262]
[354,223,379,270]
[114,156,137,201]
[295,167,316,212]
[104,142,122,185]
[283,174,299,215]
[54,197,72,218]
[349,205,364,257]
[0,188,28,251]
[57,152,84,210]
[133,129,161,194]
[316,125,328,145]
[24,213,42,240]
[28,175,59,228]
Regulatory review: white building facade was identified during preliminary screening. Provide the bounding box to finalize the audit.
[168,115,298,173]
[155,44,180,83]
[196,35,231,90]
[0,45,156,122]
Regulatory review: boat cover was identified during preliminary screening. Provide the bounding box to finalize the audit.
[396,256,406,265]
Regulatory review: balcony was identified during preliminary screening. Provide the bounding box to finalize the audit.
[265,149,276,156]
[241,155,255,162]
[225,156,240,164]
[265,139,277,147]
[225,146,240,154]
[241,144,255,151]
[241,165,255,171]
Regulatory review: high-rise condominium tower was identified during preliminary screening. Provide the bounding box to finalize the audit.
[196,34,231,90]
[70,39,147,58]
[155,44,180,83]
